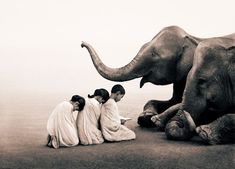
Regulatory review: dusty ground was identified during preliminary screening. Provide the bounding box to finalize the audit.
[0,92,234,169]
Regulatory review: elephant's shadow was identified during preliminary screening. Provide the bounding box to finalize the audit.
[136,126,209,146]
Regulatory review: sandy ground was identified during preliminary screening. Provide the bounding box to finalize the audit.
[0,92,234,169]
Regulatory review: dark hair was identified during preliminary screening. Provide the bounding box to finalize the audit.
[88,88,110,103]
[71,95,85,111]
[88,89,102,98]
[111,84,125,94]
[100,88,110,103]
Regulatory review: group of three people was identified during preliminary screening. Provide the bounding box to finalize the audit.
[46,84,136,149]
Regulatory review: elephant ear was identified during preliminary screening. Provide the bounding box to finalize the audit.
[183,35,200,47]
[227,46,235,66]
[227,45,235,68]
[226,46,235,90]
[227,46,235,64]
[175,35,200,81]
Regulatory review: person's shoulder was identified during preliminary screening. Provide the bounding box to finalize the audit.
[85,97,90,102]
[103,99,115,106]
[60,101,72,107]
[105,99,111,103]
[86,97,97,104]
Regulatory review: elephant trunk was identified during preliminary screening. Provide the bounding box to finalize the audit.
[182,81,207,122]
[81,42,147,81]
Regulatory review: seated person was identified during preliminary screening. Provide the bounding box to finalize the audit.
[46,95,85,149]
[77,88,109,145]
[100,84,136,142]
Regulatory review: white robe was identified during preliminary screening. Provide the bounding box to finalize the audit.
[100,99,136,141]
[77,98,104,145]
[47,101,79,147]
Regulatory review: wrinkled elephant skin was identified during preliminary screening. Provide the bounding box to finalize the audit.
[196,114,235,144]
[165,34,235,144]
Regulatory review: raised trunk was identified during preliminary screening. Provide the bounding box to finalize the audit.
[182,80,207,123]
[81,42,148,81]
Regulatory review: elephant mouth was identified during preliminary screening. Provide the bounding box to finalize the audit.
[140,74,171,88]
[208,107,220,112]
[140,77,146,88]
[207,103,225,113]
[139,73,151,88]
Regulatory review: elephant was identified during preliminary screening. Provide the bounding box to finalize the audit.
[152,34,235,144]
[81,26,205,127]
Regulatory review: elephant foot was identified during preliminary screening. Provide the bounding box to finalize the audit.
[137,110,157,128]
[151,115,165,131]
[196,125,217,145]
[196,114,235,145]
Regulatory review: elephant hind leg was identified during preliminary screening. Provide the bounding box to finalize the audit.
[137,116,156,128]
[137,100,159,128]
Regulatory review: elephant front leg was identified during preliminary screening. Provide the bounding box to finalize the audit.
[151,103,182,130]
[196,114,235,145]
[137,100,159,127]
[165,110,196,140]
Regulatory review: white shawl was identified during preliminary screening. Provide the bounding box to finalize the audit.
[77,98,104,145]
[47,101,79,147]
[100,99,136,141]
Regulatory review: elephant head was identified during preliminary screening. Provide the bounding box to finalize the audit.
[166,34,235,140]
[183,38,235,121]
[81,26,200,87]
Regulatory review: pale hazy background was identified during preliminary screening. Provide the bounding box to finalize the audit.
[1,2,234,168]
[0,0,235,100]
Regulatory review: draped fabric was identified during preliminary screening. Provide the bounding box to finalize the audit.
[47,101,79,147]
[100,99,136,141]
[77,98,104,145]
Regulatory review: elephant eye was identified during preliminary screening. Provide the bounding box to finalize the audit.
[198,78,207,88]
[151,51,155,57]
[152,50,158,57]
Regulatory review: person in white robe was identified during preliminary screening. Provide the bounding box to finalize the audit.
[101,84,136,142]
[47,95,85,149]
[77,89,109,145]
